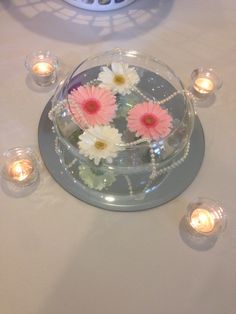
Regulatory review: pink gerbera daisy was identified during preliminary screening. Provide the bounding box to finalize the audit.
[127,102,173,140]
[68,85,116,127]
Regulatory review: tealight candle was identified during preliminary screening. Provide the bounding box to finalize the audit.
[8,159,33,183]
[32,62,54,77]
[191,68,222,97]
[25,50,58,86]
[193,77,214,94]
[185,198,226,236]
[1,147,40,187]
[190,208,215,233]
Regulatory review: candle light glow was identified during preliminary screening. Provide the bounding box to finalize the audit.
[194,77,214,94]
[32,62,53,76]
[8,159,33,182]
[190,208,215,234]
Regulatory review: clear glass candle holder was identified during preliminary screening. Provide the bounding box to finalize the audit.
[1,147,40,187]
[185,197,226,237]
[25,50,58,87]
[191,68,222,97]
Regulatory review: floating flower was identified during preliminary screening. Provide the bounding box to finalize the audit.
[79,163,116,191]
[98,62,140,95]
[68,85,116,127]
[127,102,173,140]
[78,125,123,165]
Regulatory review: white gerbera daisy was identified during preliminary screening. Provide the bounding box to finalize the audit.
[98,62,140,95]
[78,125,123,165]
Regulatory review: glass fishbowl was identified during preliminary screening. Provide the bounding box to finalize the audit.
[49,48,195,205]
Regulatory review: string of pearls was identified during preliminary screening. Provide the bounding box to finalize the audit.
[54,136,62,155]
[66,158,78,169]
[132,86,185,105]
[124,175,133,196]
[155,142,190,176]
[48,100,66,121]
[149,142,158,179]
[141,142,191,193]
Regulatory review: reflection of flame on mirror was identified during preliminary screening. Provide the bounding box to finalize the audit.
[4,0,174,43]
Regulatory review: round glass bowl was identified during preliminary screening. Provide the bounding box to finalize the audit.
[49,49,195,201]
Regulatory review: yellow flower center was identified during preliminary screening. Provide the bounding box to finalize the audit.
[144,116,154,125]
[141,113,158,127]
[95,140,107,150]
[113,74,126,85]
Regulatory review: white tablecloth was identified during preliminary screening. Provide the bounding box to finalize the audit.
[1,1,236,313]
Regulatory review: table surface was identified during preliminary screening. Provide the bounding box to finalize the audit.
[1,1,236,314]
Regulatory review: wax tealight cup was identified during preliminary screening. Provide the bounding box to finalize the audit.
[1,147,40,187]
[185,198,226,237]
[191,68,222,97]
[25,50,58,86]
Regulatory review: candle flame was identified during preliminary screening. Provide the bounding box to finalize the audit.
[190,208,215,233]
[32,62,53,76]
[8,159,33,182]
[194,78,214,94]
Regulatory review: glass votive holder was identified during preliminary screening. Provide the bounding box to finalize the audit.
[1,147,40,187]
[25,50,58,87]
[191,68,222,97]
[185,197,226,237]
